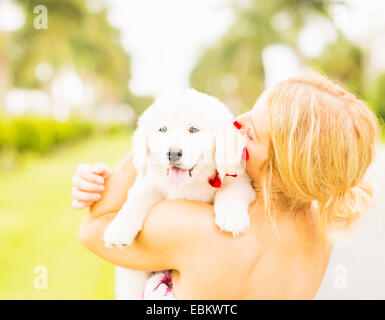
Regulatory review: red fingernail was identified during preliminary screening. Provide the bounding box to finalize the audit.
[233,121,242,130]
[208,170,222,188]
[242,147,249,161]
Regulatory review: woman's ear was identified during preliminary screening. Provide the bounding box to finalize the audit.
[132,125,148,177]
[214,123,246,179]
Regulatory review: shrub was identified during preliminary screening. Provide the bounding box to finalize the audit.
[0,116,94,154]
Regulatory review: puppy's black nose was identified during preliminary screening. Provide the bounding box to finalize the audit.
[167,148,183,164]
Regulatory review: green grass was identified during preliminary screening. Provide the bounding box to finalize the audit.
[0,132,132,299]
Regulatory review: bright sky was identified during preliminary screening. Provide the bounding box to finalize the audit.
[105,0,234,97]
[331,0,385,41]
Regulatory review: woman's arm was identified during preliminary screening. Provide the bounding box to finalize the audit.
[79,199,216,271]
[78,153,222,271]
[89,153,136,218]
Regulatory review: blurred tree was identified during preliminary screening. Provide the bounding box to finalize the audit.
[309,35,363,97]
[368,73,385,122]
[190,0,362,114]
[7,0,152,114]
[0,32,11,111]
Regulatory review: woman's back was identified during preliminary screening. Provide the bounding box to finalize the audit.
[172,202,332,299]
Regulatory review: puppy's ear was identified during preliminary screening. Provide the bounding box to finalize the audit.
[132,125,148,177]
[214,123,246,179]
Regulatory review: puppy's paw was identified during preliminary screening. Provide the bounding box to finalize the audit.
[103,213,142,248]
[214,205,250,238]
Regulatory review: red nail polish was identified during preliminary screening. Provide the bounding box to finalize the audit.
[233,121,242,130]
[225,173,237,177]
[208,170,222,188]
[242,147,249,161]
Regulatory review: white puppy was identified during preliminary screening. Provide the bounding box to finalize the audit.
[104,89,255,299]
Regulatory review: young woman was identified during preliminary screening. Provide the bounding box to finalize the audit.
[72,71,379,299]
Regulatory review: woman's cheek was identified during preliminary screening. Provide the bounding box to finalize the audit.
[245,140,259,163]
[245,140,268,177]
[244,141,258,176]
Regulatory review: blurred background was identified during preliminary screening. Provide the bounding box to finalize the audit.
[0,0,384,299]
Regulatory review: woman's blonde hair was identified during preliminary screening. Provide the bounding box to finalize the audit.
[260,70,379,240]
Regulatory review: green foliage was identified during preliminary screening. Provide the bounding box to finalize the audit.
[366,73,385,141]
[11,0,129,95]
[3,0,153,113]
[310,35,363,96]
[370,73,385,120]
[123,91,154,115]
[190,0,364,114]
[0,116,94,154]
[190,33,265,114]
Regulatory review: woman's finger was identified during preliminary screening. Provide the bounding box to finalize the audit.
[72,175,105,193]
[91,163,112,179]
[77,163,105,184]
[72,199,93,210]
[71,187,101,202]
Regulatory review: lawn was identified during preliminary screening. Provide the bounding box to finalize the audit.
[0,132,132,299]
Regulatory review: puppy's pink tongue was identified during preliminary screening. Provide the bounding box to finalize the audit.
[168,167,190,189]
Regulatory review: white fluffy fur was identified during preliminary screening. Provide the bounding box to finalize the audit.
[104,89,255,299]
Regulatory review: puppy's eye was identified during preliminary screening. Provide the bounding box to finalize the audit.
[159,126,167,133]
[189,126,200,133]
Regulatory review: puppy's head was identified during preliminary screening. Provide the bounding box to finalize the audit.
[132,89,245,188]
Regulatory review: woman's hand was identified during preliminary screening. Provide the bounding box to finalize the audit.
[71,163,112,209]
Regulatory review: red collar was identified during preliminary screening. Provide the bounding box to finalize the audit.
[208,170,237,188]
